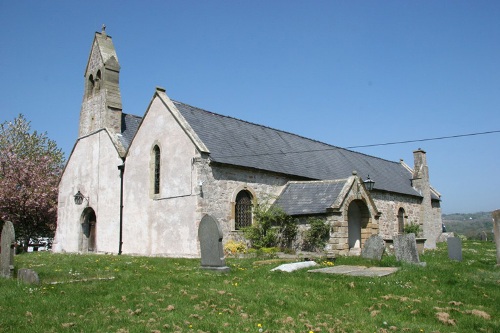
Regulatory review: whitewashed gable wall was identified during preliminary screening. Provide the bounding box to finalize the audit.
[54,131,122,253]
[122,96,200,257]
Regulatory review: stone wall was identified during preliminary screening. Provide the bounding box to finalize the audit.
[195,161,443,257]
[195,159,291,243]
[371,192,422,238]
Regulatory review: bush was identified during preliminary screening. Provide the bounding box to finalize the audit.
[403,222,421,236]
[303,218,330,252]
[243,202,297,250]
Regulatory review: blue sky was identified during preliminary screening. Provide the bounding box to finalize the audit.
[1,1,499,214]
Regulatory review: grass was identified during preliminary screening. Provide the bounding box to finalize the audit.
[1,241,499,333]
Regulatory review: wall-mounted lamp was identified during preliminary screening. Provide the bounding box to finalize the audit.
[364,175,375,191]
[198,181,204,195]
[74,191,89,205]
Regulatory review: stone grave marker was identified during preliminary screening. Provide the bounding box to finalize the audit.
[447,237,462,261]
[308,265,399,277]
[1,221,15,278]
[393,233,420,264]
[361,234,385,261]
[198,215,230,272]
[17,268,40,285]
[493,210,500,265]
[271,261,318,272]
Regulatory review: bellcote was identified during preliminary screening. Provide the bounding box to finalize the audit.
[79,27,122,137]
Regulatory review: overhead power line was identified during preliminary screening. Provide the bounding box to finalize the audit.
[346,130,500,149]
[216,130,500,159]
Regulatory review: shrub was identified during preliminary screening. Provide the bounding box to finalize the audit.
[243,201,297,249]
[303,218,330,252]
[403,222,421,236]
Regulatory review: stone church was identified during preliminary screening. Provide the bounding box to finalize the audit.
[53,29,443,257]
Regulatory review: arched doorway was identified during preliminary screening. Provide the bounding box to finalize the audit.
[80,207,96,253]
[347,200,370,254]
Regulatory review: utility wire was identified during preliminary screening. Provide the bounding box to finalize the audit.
[216,130,500,159]
[346,130,500,149]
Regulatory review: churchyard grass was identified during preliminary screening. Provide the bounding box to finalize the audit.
[1,241,498,333]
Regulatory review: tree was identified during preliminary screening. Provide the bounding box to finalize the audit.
[0,114,64,251]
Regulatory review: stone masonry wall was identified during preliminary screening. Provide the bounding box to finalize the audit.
[193,157,441,255]
[371,192,422,239]
[79,91,106,137]
[194,157,291,244]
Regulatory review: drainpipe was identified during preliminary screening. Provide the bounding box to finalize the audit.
[117,162,125,255]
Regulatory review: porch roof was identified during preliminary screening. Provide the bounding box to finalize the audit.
[274,180,348,216]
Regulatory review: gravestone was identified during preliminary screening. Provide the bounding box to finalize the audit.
[1,221,15,278]
[447,237,462,261]
[198,215,230,272]
[361,235,385,261]
[17,268,40,285]
[492,210,500,265]
[393,233,420,264]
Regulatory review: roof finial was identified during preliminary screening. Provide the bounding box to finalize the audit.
[102,24,106,33]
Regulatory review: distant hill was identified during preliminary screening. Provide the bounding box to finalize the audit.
[442,211,493,240]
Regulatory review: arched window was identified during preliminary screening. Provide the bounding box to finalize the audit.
[235,190,253,230]
[87,74,94,98]
[153,145,161,195]
[95,70,101,92]
[397,208,406,234]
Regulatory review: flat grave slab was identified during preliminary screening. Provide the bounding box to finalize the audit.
[347,267,399,277]
[308,265,399,277]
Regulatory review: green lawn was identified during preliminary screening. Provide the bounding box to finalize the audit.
[1,241,499,333]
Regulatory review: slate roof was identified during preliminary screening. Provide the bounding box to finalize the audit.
[274,180,348,215]
[118,113,142,150]
[172,101,423,198]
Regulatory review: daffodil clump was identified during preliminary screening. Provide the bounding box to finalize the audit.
[223,239,247,256]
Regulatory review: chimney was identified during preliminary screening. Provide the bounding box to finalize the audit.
[412,148,428,182]
[412,148,438,249]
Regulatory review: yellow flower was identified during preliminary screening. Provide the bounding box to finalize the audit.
[257,323,262,327]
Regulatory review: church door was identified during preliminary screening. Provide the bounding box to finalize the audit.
[80,208,97,253]
[347,200,370,254]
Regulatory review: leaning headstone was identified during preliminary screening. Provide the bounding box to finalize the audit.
[394,233,420,264]
[361,235,385,261]
[198,215,230,272]
[17,268,40,285]
[447,237,462,261]
[1,221,15,278]
[492,210,500,265]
